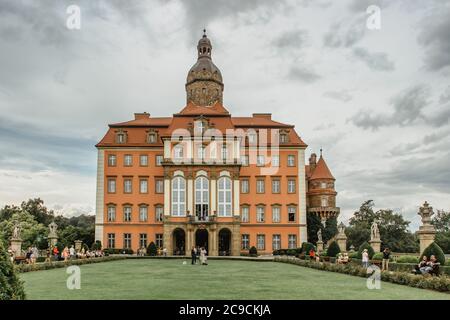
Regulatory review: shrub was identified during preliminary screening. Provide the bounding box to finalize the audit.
[372,252,384,260]
[0,240,26,300]
[301,242,316,254]
[272,250,279,256]
[147,242,157,256]
[249,246,258,257]
[357,242,375,259]
[327,241,340,258]
[421,242,446,265]
[396,255,419,264]
[287,249,296,256]
[320,249,328,257]
[91,240,102,251]
[348,251,358,259]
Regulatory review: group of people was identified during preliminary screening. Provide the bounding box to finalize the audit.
[336,252,349,264]
[191,246,208,265]
[51,245,104,261]
[362,247,391,271]
[413,255,440,275]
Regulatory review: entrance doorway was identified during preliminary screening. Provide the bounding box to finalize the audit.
[173,228,185,255]
[195,229,208,252]
[218,228,231,256]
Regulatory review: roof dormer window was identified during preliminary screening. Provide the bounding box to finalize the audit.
[116,130,127,144]
[147,132,157,144]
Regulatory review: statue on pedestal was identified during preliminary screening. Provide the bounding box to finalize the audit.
[370,220,380,240]
[417,201,437,254]
[317,229,323,243]
[48,222,58,238]
[418,201,434,226]
[12,222,21,240]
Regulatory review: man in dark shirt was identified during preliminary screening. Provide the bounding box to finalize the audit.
[382,248,391,271]
[191,246,197,265]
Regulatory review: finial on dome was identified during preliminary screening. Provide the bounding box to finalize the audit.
[320,147,323,157]
[203,28,207,37]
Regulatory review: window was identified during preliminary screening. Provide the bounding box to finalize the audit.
[123,206,132,222]
[257,234,265,250]
[107,233,115,248]
[248,132,257,144]
[197,145,206,160]
[256,206,265,222]
[272,179,280,193]
[241,179,249,193]
[156,234,163,248]
[117,132,126,144]
[272,206,281,223]
[171,177,186,216]
[108,154,116,167]
[288,206,296,222]
[195,120,206,134]
[139,206,148,222]
[271,155,279,167]
[241,234,250,250]
[147,133,157,143]
[288,179,296,193]
[140,179,148,193]
[155,206,164,222]
[107,178,116,193]
[123,233,131,249]
[140,155,148,166]
[241,155,249,166]
[156,155,163,166]
[256,179,265,194]
[280,134,288,143]
[288,234,297,249]
[257,155,265,167]
[321,197,328,207]
[124,178,132,193]
[241,206,249,223]
[287,155,295,167]
[155,179,164,194]
[218,177,232,217]
[321,182,327,189]
[139,234,147,248]
[221,145,228,161]
[272,234,281,250]
[174,144,183,159]
[107,206,116,222]
[195,176,209,221]
[124,154,133,166]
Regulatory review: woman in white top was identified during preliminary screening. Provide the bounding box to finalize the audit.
[200,247,208,265]
[362,249,369,268]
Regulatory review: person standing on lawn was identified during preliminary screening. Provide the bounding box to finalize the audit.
[362,249,369,268]
[191,246,197,265]
[382,247,390,271]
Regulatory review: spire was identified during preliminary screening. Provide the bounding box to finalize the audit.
[197,29,212,59]
[310,156,335,180]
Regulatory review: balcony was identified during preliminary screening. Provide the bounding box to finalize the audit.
[188,215,216,224]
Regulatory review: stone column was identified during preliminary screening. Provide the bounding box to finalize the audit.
[74,240,83,252]
[298,149,308,245]
[233,179,240,216]
[209,225,218,256]
[163,225,172,255]
[336,222,347,252]
[417,201,437,254]
[10,239,23,258]
[316,241,324,253]
[164,177,171,216]
[187,177,194,215]
[210,178,217,213]
[369,239,381,253]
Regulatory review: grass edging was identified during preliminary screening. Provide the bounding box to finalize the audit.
[275,256,450,293]
[15,256,127,273]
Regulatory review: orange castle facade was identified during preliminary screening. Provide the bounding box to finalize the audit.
[95,33,339,255]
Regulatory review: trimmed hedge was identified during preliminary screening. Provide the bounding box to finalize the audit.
[275,256,450,293]
[396,255,419,264]
[249,246,258,257]
[147,242,157,256]
[103,248,134,255]
[15,256,126,273]
[301,242,316,254]
[372,252,384,260]
[327,241,340,258]
[421,242,446,266]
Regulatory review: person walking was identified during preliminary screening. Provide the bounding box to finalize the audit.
[191,246,197,265]
[382,247,391,271]
[200,247,208,265]
[362,249,369,268]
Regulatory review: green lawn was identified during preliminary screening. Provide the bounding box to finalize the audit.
[20,259,450,300]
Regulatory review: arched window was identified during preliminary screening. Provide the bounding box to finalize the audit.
[218,177,232,217]
[172,177,186,216]
[195,177,209,221]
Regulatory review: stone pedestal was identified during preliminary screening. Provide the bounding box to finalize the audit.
[369,239,381,252]
[417,226,436,255]
[75,240,83,252]
[10,239,23,257]
[316,241,324,253]
[48,236,58,247]
[336,236,347,252]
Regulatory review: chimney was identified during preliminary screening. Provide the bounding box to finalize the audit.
[134,112,150,120]
[252,113,272,120]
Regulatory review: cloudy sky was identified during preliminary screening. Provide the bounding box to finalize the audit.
[0,0,449,230]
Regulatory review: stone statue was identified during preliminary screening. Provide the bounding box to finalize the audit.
[12,222,21,239]
[338,222,345,235]
[48,222,58,238]
[418,201,434,226]
[370,220,380,240]
[317,229,323,242]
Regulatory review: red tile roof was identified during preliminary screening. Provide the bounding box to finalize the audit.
[309,156,335,180]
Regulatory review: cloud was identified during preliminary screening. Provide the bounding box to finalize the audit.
[417,6,450,71]
[350,85,429,130]
[288,66,321,83]
[323,90,353,102]
[323,15,366,49]
[352,47,395,71]
[272,29,309,49]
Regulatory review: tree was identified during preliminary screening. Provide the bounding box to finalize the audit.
[307,213,338,244]
[0,240,26,300]
[432,210,450,253]
[147,242,157,256]
[327,241,340,258]
[357,242,375,259]
[346,200,419,253]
